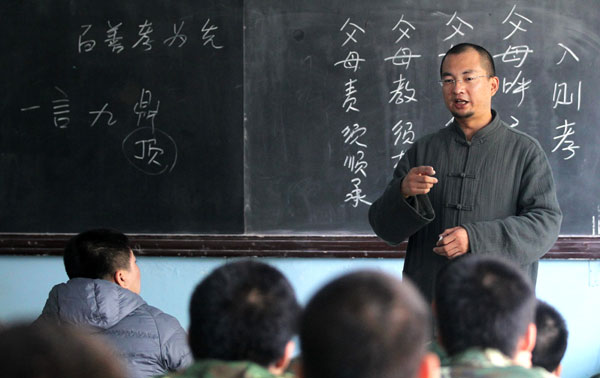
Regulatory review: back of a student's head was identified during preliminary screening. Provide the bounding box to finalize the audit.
[64,228,132,280]
[532,300,568,375]
[434,255,536,358]
[188,260,300,367]
[0,321,127,378]
[300,270,436,378]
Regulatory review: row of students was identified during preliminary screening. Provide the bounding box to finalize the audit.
[0,228,570,378]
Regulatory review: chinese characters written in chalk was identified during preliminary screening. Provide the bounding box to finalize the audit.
[20,85,178,176]
[77,18,224,54]
[335,17,371,208]
[551,43,581,160]
[387,14,419,166]
[123,88,178,175]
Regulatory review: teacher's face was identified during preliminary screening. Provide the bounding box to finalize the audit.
[440,48,499,126]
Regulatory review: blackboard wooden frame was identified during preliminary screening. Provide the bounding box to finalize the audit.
[1,234,598,259]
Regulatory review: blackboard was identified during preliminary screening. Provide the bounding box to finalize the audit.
[245,0,600,235]
[1,0,599,236]
[0,0,244,233]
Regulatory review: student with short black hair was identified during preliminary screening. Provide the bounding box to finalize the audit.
[435,255,552,377]
[38,229,191,378]
[532,300,568,376]
[300,270,440,378]
[160,260,301,378]
[0,322,127,378]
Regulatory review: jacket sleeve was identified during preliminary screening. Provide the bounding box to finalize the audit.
[157,313,193,372]
[368,147,435,245]
[462,144,562,265]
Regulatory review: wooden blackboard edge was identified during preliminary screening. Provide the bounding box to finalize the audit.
[0,234,598,259]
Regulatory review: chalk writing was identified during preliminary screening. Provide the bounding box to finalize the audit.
[343,78,359,112]
[344,151,368,177]
[493,45,533,68]
[501,71,531,107]
[201,19,224,49]
[552,81,582,111]
[501,4,532,40]
[334,51,365,72]
[341,123,367,148]
[337,17,370,208]
[52,87,70,129]
[389,74,417,104]
[392,15,415,43]
[134,88,160,130]
[164,21,188,47]
[443,11,473,41]
[132,20,154,51]
[345,178,372,207]
[552,120,579,160]
[89,103,117,127]
[105,21,125,54]
[384,47,422,69]
[340,18,366,47]
[123,88,177,175]
[391,120,415,166]
[78,25,96,53]
[556,43,580,65]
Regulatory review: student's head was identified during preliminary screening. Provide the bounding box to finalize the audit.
[0,322,127,378]
[435,255,536,359]
[439,43,499,125]
[300,270,439,378]
[63,229,141,294]
[531,300,568,376]
[188,260,300,373]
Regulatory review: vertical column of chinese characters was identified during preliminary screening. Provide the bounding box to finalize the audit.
[439,10,475,126]
[335,18,371,208]
[384,14,420,167]
[551,43,581,161]
[494,4,534,128]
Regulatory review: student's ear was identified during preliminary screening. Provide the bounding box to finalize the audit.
[554,363,563,377]
[271,340,295,376]
[521,323,537,353]
[514,323,537,367]
[113,269,128,289]
[418,352,440,378]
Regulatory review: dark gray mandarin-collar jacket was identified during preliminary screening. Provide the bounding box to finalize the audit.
[369,110,562,301]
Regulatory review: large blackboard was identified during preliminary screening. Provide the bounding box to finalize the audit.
[245,0,600,235]
[1,0,599,235]
[1,0,243,233]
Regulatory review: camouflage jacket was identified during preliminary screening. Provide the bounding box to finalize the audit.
[157,359,296,378]
[441,348,555,378]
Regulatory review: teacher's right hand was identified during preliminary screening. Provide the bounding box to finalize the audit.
[401,166,438,197]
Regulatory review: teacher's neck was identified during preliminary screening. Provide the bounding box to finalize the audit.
[456,111,493,141]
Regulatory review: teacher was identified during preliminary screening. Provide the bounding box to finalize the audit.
[369,43,562,301]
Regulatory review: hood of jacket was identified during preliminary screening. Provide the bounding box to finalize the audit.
[41,277,146,330]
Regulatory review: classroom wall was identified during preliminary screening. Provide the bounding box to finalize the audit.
[0,256,598,378]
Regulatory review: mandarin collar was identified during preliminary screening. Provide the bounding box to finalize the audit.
[451,109,501,144]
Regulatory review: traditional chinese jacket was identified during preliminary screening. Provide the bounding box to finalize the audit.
[369,110,562,301]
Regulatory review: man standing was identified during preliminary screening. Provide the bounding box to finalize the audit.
[38,229,192,378]
[369,43,562,301]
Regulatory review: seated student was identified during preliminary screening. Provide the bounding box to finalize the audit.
[299,270,440,378]
[160,260,301,378]
[37,229,192,378]
[0,321,127,378]
[434,255,553,377]
[531,300,569,377]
